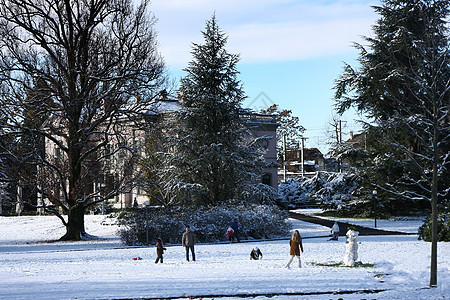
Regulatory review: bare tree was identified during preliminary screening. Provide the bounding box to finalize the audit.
[0,0,165,240]
[260,104,305,152]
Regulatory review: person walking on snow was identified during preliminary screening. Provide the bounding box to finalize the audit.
[182,225,196,261]
[155,238,166,263]
[227,226,234,243]
[286,230,303,268]
[230,219,240,242]
[330,222,340,241]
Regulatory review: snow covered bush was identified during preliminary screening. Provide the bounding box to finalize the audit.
[118,204,291,246]
[279,172,402,217]
[278,179,314,209]
[118,208,185,246]
[278,172,363,213]
[418,212,450,242]
[240,183,278,205]
[310,172,360,211]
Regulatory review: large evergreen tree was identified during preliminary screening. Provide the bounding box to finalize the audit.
[160,15,270,206]
[334,0,449,287]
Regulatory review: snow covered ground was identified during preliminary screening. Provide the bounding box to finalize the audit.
[0,213,449,300]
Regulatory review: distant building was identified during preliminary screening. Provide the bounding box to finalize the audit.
[345,131,366,150]
[240,112,279,189]
[278,147,324,180]
[43,93,280,210]
[149,95,280,191]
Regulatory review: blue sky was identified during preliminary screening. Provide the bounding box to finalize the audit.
[150,0,380,153]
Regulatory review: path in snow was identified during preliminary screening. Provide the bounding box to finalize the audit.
[289,211,416,236]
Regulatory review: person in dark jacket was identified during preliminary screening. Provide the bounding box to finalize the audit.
[230,219,240,242]
[182,225,196,261]
[250,247,263,260]
[155,238,166,263]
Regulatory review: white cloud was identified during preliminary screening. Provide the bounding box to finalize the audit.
[227,18,374,63]
[150,0,379,67]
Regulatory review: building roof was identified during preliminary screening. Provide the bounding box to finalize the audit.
[345,131,365,147]
[286,148,324,160]
[146,99,181,115]
[145,94,279,127]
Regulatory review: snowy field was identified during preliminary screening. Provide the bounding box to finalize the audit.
[0,213,449,300]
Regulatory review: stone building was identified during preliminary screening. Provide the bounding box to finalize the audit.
[43,94,280,210]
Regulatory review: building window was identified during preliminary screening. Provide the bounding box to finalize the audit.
[262,173,271,186]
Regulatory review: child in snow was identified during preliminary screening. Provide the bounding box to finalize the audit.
[227,226,234,243]
[250,247,263,260]
[330,221,340,240]
[155,238,166,263]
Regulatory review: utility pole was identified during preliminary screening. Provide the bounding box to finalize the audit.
[337,120,346,173]
[283,134,287,181]
[300,137,308,177]
[0,186,3,215]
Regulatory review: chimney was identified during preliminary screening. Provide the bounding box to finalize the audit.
[350,131,354,140]
[178,91,184,103]
[159,89,168,100]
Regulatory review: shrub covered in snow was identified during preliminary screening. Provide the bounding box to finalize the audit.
[308,172,362,212]
[418,212,450,242]
[278,172,363,212]
[278,172,397,217]
[118,204,291,246]
[278,179,314,209]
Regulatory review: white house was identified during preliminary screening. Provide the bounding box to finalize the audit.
[43,94,279,211]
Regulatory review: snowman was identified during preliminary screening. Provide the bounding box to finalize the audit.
[343,228,359,266]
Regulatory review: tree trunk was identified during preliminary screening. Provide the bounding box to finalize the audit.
[60,204,86,241]
[429,44,439,286]
[429,107,439,287]
[430,186,437,287]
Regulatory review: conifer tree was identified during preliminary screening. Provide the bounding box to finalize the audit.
[334,0,450,286]
[161,15,271,206]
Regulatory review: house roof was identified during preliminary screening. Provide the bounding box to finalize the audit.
[146,98,181,116]
[303,148,323,158]
[145,95,278,127]
[345,131,365,146]
[285,148,324,161]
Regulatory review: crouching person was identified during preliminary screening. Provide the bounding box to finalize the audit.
[250,247,263,260]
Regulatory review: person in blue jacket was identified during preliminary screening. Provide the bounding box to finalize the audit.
[230,219,240,242]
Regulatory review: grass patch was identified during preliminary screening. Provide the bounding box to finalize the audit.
[311,261,374,268]
[312,262,342,267]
